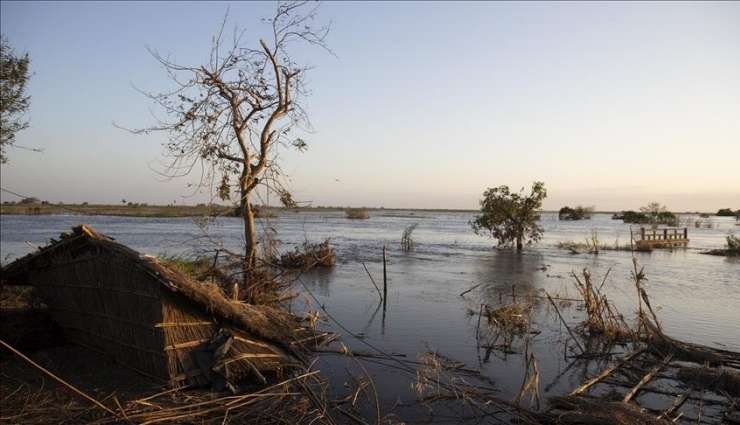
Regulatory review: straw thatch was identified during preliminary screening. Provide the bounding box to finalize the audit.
[1,225,328,388]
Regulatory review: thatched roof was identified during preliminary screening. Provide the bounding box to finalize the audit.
[1,225,314,357]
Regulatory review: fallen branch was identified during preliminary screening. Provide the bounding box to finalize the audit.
[459,283,481,297]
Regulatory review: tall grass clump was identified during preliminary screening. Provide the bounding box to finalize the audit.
[345,208,369,219]
[572,269,633,342]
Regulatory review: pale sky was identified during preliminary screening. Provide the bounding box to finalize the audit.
[1,1,738,211]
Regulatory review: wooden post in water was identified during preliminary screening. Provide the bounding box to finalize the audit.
[512,284,516,303]
[382,245,388,311]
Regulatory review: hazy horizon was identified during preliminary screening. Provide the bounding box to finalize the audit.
[1,1,738,211]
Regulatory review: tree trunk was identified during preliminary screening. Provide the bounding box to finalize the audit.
[516,235,523,251]
[240,180,258,299]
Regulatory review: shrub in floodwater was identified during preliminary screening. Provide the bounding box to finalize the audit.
[558,205,593,220]
[280,239,336,269]
[621,203,678,227]
[345,208,369,219]
[621,210,649,224]
[471,181,547,251]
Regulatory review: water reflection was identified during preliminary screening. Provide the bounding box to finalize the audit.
[473,249,544,306]
[300,265,335,297]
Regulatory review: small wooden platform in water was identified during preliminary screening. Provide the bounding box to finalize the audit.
[633,227,689,250]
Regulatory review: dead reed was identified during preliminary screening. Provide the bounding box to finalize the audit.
[571,268,633,342]
[400,223,418,252]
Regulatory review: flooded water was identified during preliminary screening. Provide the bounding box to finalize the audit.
[1,211,738,419]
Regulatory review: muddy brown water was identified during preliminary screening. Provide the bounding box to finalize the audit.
[1,212,738,421]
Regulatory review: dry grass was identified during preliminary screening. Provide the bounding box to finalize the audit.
[571,269,633,342]
[0,285,40,310]
[0,345,334,425]
[485,303,532,335]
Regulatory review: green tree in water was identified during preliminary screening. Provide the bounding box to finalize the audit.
[471,181,547,251]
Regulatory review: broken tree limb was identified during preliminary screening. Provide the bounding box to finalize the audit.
[569,347,646,396]
[459,283,481,297]
[657,389,692,420]
[623,353,674,403]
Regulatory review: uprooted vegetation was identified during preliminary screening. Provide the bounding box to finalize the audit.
[279,239,336,269]
[547,261,740,424]
[445,261,740,424]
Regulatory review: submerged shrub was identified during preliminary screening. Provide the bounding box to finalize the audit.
[621,204,677,226]
[558,206,594,220]
[345,208,369,219]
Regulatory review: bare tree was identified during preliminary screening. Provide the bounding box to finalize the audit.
[127,1,330,299]
[0,35,32,163]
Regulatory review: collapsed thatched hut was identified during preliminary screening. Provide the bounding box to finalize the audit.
[1,225,328,389]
